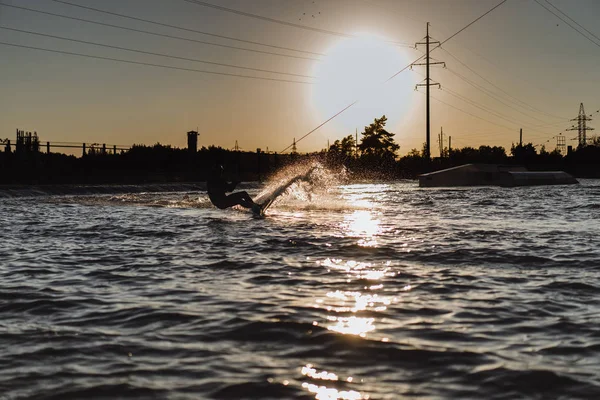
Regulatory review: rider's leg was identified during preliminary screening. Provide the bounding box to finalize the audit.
[237,191,256,206]
[223,191,255,209]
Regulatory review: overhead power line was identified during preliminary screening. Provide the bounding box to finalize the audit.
[441,86,527,127]
[438,0,508,47]
[279,0,508,152]
[0,41,313,84]
[544,0,600,43]
[180,0,413,47]
[426,91,514,132]
[429,23,570,119]
[439,87,555,136]
[450,130,513,140]
[182,0,353,38]
[430,91,567,143]
[0,3,319,61]
[533,0,600,49]
[442,66,555,125]
[412,66,562,138]
[440,47,566,120]
[49,0,323,56]
[280,102,358,153]
[0,26,314,79]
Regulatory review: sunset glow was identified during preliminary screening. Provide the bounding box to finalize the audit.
[311,34,414,137]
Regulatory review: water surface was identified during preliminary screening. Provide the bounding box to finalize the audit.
[1,173,599,399]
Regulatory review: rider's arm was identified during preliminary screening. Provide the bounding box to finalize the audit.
[225,181,238,192]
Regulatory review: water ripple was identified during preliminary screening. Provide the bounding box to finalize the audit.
[1,179,599,399]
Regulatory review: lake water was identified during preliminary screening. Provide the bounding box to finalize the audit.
[1,164,599,399]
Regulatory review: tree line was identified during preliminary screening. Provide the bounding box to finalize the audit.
[1,114,600,184]
[324,114,600,179]
[0,143,298,185]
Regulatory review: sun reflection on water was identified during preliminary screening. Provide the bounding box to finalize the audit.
[325,290,391,313]
[300,364,367,400]
[301,382,365,400]
[326,316,375,337]
[313,258,400,339]
[302,364,338,381]
[341,210,382,247]
[319,258,395,281]
[300,197,402,399]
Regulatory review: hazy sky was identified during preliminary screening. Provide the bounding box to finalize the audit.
[1,0,599,155]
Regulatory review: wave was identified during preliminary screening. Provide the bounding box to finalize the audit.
[468,367,600,399]
[0,183,207,198]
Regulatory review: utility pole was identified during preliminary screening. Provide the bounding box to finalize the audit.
[567,103,594,148]
[448,136,452,152]
[414,22,445,161]
[438,126,444,158]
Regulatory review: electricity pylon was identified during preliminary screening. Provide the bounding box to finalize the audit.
[567,103,594,148]
[413,22,445,160]
[555,135,566,154]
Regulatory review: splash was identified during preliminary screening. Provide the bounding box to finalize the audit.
[254,161,348,210]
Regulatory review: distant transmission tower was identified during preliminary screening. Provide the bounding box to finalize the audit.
[292,137,297,154]
[555,135,566,154]
[413,22,445,160]
[567,103,594,148]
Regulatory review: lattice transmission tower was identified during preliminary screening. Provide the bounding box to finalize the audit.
[555,135,566,154]
[567,103,594,148]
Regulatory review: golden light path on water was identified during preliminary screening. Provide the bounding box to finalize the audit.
[300,364,365,400]
[300,186,414,400]
[314,258,408,340]
[343,211,381,247]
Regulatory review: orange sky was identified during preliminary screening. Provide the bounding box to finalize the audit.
[1,0,599,156]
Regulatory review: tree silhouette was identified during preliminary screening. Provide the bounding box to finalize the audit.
[511,143,537,161]
[340,135,356,158]
[358,115,399,159]
[327,134,357,168]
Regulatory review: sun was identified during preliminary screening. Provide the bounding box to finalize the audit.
[311,34,414,139]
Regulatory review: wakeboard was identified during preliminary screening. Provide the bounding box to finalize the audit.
[251,183,290,217]
[251,168,314,217]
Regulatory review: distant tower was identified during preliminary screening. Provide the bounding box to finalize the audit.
[187,130,199,153]
[567,103,594,148]
[15,129,39,154]
[438,126,445,157]
[292,137,297,154]
[519,128,523,146]
[556,135,566,154]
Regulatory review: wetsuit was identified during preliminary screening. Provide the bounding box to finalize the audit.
[207,175,256,209]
